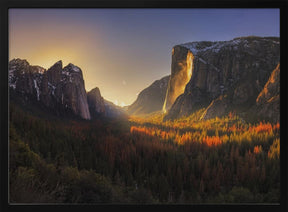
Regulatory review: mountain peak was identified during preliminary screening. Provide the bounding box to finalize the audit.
[55,60,63,65]
[87,87,105,116]
[89,87,101,95]
[65,63,82,73]
[48,60,63,70]
[9,58,30,70]
[9,58,29,65]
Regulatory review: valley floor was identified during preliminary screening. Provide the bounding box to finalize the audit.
[9,104,280,204]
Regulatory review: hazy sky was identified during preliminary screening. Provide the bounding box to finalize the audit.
[9,9,279,106]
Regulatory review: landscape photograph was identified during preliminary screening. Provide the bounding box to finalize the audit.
[8,8,280,204]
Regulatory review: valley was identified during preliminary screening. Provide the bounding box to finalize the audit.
[8,36,280,204]
[9,103,280,203]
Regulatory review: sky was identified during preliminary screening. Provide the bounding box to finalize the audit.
[9,9,280,106]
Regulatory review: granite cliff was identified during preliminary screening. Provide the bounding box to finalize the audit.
[9,59,91,119]
[87,87,106,118]
[163,36,280,122]
[9,58,126,120]
[254,63,280,123]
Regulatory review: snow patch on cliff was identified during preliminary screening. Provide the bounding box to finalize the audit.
[180,38,264,55]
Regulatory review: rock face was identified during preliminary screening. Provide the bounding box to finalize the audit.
[87,87,106,117]
[128,75,170,115]
[9,59,91,120]
[87,87,127,118]
[9,58,45,101]
[164,36,280,121]
[255,64,280,122]
[256,64,280,105]
[163,47,193,111]
[200,95,229,120]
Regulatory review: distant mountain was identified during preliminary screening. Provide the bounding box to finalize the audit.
[87,87,106,118]
[87,87,127,119]
[104,99,127,118]
[163,36,280,122]
[127,75,170,115]
[9,59,126,120]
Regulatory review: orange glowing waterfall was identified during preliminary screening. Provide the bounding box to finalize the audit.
[163,47,193,113]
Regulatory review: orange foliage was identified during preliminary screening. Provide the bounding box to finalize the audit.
[273,122,280,131]
[253,145,263,154]
[160,131,169,140]
[202,136,222,147]
[130,116,279,151]
[175,132,193,145]
[228,124,237,132]
[268,138,280,159]
[228,111,235,119]
[251,122,273,133]
[228,124,246,133]
[130,126,154,137]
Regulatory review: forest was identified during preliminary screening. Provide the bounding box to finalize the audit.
[9,103,280,204]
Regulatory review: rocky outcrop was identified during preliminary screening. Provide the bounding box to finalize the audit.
[200,95,230,120]
[164,36,280,121]
[87,87,106,117]
[255,64,280,122]
[9,58,45,101]
[9,59,91,120]
[256,64,280,105]
[127,75,170,115]
[61,63,91,120]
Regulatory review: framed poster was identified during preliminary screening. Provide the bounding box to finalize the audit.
[1,0,287,211]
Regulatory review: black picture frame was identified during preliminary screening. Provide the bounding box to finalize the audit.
[1,0,287,212]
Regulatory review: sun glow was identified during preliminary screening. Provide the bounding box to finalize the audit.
[114,99,127,107]
[18,46,80,69]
